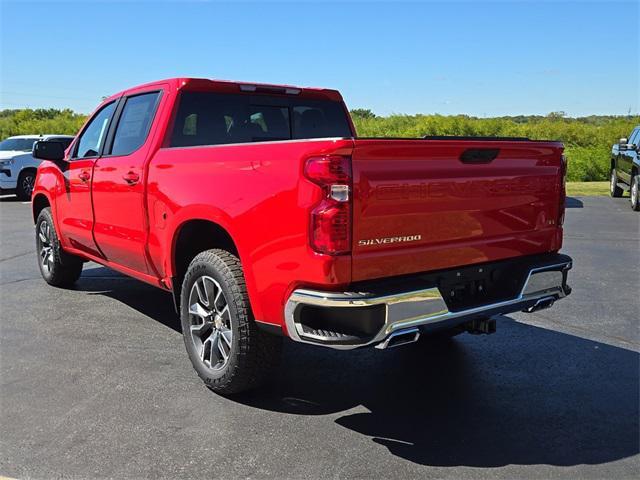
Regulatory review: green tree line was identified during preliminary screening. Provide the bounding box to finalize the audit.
[1,108,637,181]
[352,110,639,182]
[0,108,87,139]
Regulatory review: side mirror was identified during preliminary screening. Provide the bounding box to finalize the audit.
[33,140,66,162]
[619,138,628,149]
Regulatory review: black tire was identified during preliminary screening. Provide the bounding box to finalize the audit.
[16,169,36,201]
[631,174,640,211]
[35,207,83,287]
[180,249,282,395]
[610,168,624,198]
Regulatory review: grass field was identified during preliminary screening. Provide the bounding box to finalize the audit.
[566,181,611,196]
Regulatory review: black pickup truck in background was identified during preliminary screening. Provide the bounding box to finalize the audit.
[610,125,640,211]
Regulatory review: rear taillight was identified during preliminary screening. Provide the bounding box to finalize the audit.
[304,155,352,255]
[558,154,567,226]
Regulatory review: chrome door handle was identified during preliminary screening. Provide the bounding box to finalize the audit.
[122,171,140,185]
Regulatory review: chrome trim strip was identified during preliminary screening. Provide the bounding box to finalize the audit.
[284,260,571,350]
[161,137,352,151]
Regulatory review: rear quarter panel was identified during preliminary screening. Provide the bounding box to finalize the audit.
[146,138,354,327]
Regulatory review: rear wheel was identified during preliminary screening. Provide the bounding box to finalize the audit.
[631,174,640,211]
[35,207,83,287]
[180,249,282,395]
[16,169,36,201]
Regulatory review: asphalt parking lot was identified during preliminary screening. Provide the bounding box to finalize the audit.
[0,195,638,479]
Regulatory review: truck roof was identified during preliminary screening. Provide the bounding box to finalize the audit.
[104,78,344,103]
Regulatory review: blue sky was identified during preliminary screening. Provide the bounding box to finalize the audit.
[1,0,638,116]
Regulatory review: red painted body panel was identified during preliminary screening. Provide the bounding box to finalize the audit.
[146,139,354,326]
[32,77,566,334]
[54,158,103,258]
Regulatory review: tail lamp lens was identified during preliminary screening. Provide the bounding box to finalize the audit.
[559,154,567,226]
[304,155,351,185]
[310,200,351,254]
[305,155,352,255]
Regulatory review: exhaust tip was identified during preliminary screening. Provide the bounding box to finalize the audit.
[523,296,556,313]
[376,328,421,349]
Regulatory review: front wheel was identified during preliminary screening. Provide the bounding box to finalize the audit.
[180,249,282,395]
[35,207,83,287]
[610,169,623,197]
[631,174,640,211]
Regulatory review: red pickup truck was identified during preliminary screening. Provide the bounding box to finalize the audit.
[31,78,572,394]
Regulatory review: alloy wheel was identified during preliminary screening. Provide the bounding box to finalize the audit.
[22,174,35,197]
[188,275,233,371]
[38,221,54,274]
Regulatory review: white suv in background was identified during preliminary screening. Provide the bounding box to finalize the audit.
[0,135,74,200]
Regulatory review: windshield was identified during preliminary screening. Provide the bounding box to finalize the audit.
[0,138,38,151]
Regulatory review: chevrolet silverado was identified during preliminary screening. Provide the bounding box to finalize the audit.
[31,78,573,394]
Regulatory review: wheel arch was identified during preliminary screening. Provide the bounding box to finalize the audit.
[32,193,51,224]
[18,165,38,177]
[169,218,242,313]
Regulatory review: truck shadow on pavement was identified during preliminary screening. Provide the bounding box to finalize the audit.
[79,266,639,469]
[81,266,182,333]
[240,320,639,468]
[565,196,584,208]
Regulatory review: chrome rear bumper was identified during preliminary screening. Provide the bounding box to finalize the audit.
[284,256,572,350]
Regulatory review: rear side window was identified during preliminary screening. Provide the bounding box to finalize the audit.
[169,91,351,147]
[110,92,160,156]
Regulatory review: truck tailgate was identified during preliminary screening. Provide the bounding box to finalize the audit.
[351,139,565,282]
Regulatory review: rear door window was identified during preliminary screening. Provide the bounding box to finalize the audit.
[110,92,160,156]
[169,91,351,147]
